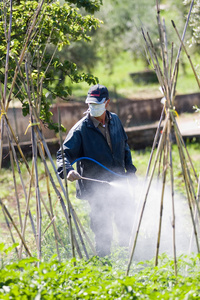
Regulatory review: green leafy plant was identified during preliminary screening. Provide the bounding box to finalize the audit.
[0,250,200,299]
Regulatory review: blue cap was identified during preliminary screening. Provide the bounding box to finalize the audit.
[85,84,109,104]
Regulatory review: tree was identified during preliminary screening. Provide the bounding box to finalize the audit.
[64,0,192,74]
[0,0,101,131]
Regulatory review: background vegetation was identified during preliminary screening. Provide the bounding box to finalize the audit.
[66,0,200,98]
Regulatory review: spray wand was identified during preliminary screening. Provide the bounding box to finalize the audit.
[80,176,111,185]
[72,157,128,186]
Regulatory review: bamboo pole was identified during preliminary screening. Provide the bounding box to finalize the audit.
[142,29,165,93]
[0,198,32,257]
[155,121,169,266]
[19,163,35,259]
[25,60,42,263]
[173,128,200,252]
[174,124,197,208]
[31,114,42,263]
[171,113,198,182]
[9,144,23,231]
[43,151,61,261]
[156,1,170,105]
[171,20,200,89]
[0,118,4,170]
[2,208,19,259]
[3,0,12,104]
[170,0,195,87]
[167,119,177,276]
[4,114,31,173]
[40,190,71,253]
[188,173,200,253]
[36,140,83,259]
[5,0,45,110]
[157,123,167,181]
[0,84,5,170]
[36,128,90,259]
[145,105,165,178]
[169,42,174,81]
[172,117,200,214]
[163,19,170,90]
[58,108,76,260]
[126,115,169,276]
[4,120,37,240]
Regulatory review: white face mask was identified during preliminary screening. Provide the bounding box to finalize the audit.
[88,102,106,117]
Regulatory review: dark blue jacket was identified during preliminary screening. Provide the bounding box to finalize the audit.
[57,111,136,199]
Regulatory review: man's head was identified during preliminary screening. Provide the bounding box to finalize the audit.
[85,84,109,104]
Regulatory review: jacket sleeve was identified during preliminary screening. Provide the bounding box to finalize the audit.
[56,128,82,179]
[124,140,137,174]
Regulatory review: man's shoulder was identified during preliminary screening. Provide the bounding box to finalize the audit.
[108,111,121,122]
[70,115,88,132]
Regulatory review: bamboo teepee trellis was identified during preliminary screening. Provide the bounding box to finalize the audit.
[126,0,200,276]
[0,0,96,263]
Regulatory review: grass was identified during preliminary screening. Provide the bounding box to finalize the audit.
[70,51,200,100]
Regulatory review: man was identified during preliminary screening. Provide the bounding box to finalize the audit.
[57,84,137,256]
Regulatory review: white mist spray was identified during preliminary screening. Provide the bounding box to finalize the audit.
[128,178,197,262]
[86,176,198,260]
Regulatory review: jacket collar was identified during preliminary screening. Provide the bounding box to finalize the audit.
[85,110,112,127]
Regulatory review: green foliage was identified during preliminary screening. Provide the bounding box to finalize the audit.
[0,251,200,299]
[66,0,190,76]
[184,0,200,46]
[0,0,100,131]
[66,0,102,13]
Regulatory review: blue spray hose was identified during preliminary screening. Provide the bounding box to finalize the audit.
[71,157,125,178]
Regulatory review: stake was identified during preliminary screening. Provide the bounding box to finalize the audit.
[171,20,200,89]
[37,128,90,259]
[155,121,169,266]
[2,207,19,259]
[126,115,169,276]
[43,148,61,261]
[9,144,23,231]
[174,128,200,252]
[167,119,177,276]
[171,0,195,86]
[19,163,35,259]
[4,120,36,239]
[3,0,12,104]
[25,60,42,263]
[0,85,5,170]
[36,140,83,259]
[188,173,200,254]
[6,0,45,110]
[58,107,76,261]
[146,105,165,178]
[0,198,32,257]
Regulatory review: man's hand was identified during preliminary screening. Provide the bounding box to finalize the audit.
[67,170,81,182]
